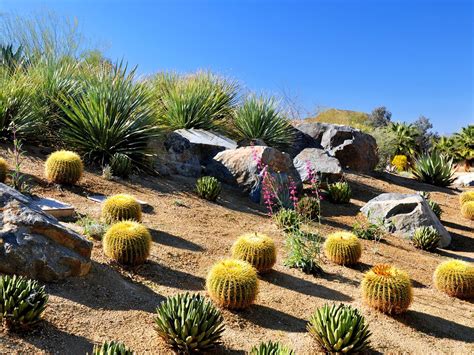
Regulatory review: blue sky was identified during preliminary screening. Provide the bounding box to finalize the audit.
[1,0,472,134]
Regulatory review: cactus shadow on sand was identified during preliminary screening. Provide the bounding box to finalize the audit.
[237,304,307,332]
[149,228,205,252]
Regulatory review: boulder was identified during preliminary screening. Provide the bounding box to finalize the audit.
[0,184,93,282]
[206,146,302,193]
[361,193,451,247]
[292,122,378,171]
[453,173,474,187]
[162,129,237,177]
[293,148,343,183]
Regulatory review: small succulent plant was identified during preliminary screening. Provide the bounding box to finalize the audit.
[307,303,371,353]
[249,341,295,355]
[273,208,302,233]
[154,293,224,354]
[327,181,352,204]
[44,150,83,184]
[296,195,320,221]
[459,191,474,206]
[433,260,473,299]
[231,233,277,273]
[101,194,142,224]
[93,341,134,355]
[412,226,440,251]
[461,201,474,220]
[195,176,221,202]
[324,231,362,266]
[110,153,132,178]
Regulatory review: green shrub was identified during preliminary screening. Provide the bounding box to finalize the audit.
[78,217,108,240]
[273,208,302,233]
[154,293,224,354]
[307,303,371,353]
[412,153,455,187]
[352,219,383,241]
[195,176,221,202]
[296,196,320,221]
[153,71,238,131]
[0,274,48,330]
[390,122,419,156]
[110,153,132,178]
[232,95,294,150]
[284,229,323,275]
[327,181,351,204]
[57,63,159,168]
[93,341,133,355]
[250,341,295,355]
[412,226,440,251]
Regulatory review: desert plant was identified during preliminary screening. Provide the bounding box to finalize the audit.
[57,63,158,168]
[361,264,412,314]
[154,293,225,354]
[44,150,83,184]
[417,191,442,219]
[307,303,371,354]
[433,260,474,299]
[195,176,221,202]
[412,226,440,251]
[273,208,302,233]
[154,71,238,131]
[459,191,474,205]
[390,122,419,156]
[206,258,258,309]
[327,181,351,204]
[93,341,134,355]
[296,195,320,221]
[101,194,142,224]
[249,341,295,355]
[102,221,151,266]
[284,229,323,275]
[411,153,455,187]
[0,157,7,183]
[78,217,108,240]
[370,126,399,171]
[453,125,474,165]
[352,219,383,241]
[0,274,48,330]
[232,95,294,150]
[7,125,30,192]
[323,231,362,266]
[110,153,132,178]
[391,154,409,171]
[231,233,277,273]
[461,201,474,220]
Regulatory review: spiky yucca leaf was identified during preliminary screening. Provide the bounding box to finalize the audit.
[154,293,224,354]
[249,341,295,355]
[93,340,134,355]
[307,303,371,353]
[412,153,455,187]
[433,260,474,299]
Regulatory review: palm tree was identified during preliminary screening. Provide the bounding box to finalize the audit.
[453,125,474,170]
[390,122,420,156]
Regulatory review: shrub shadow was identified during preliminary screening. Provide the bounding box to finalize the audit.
[442,220,473,233]
[149,228,204,252]
[377,172,456,196]
[262,270,352,302]
[238,304,307,332]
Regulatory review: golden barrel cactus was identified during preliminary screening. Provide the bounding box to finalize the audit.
[101,194,142,224]
[461,201,474,220]
[324,231,362,266]
[433,260,474,299]
[361,264,412,314]
[44,150,83,184]
[231,233,276,273]
[459,191,474,206]
[206,259,258,309]
[103,221,151,266]
[0,157,7,183]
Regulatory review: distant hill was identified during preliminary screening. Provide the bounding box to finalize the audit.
[305,108,370,131]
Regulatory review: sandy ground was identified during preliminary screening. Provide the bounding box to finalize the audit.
[0,144,473,355]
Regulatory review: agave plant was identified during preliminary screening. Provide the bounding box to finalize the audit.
[390,122,420,156]
[93,340,134,355]
[154,293,225,354]
[57,63,159,168]
[249,341,295,355]
[307,303,371,353]
[232,95,295,150]
[154,71,239,131]
[411,153,455,187]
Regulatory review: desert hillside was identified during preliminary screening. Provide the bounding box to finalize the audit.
[305,109,369,130]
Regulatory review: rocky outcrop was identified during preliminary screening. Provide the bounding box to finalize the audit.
[0,184,92,282]
[293,148,343,183]
[361,193,451,247]
[206,146,302,193]
[291,122,378,172]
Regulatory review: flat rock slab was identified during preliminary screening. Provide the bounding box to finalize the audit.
[174,128,237,150]
[361,192,451,247]
[87,194,148,206]
[33,197,75,218]
[0,183,92,282]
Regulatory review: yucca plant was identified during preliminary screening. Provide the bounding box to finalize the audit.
[249,341,295,355]
[411,153,455,187]
[57,63,159,169]
[0,274,48,330]
[93,340,134,355]
[154,293,225,354]
[307,303,371,353]
[232,95,294,150]
[195,176,222,202]
[154,71,238,131]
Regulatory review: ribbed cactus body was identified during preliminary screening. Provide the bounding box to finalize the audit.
[459,191,474,206]
[0,157,7,183]
[434,260,474,299]
[324,232,361,265]
[101,194,142,224]
[103,221,151,266]
[361,264,412,314]
[44,150,83,184]
[461,201,474,220]
[231,233,276,273]
[206,259,258,309]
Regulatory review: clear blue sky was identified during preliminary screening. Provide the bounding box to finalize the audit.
[1,0,472,134]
